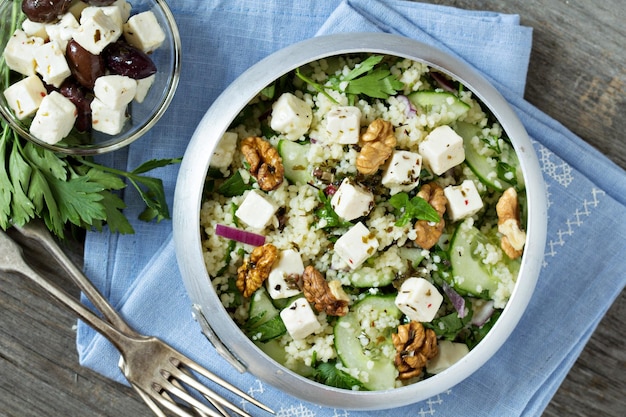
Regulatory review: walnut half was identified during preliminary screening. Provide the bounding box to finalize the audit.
[240,136,285,191]
[236,243,278,297]
[356,119,396,175]
[496,187,526,259]
[302,265,350,316]
[413,182,447,250]
[392,321,438,380]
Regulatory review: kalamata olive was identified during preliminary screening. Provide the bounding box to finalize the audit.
[104,42,157,80]
[59,79,93,132]
[66,39,106,89]
[21,0,72,24]
[85,0,116,5]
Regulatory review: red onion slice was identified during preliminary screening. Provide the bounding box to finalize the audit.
[443,281,466,318]
[215,224,266,246]
[396,94,416,117]
[430,71,457,93]
[470,299,495,327]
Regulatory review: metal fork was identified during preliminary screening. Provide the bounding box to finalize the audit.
[0,221,274,417]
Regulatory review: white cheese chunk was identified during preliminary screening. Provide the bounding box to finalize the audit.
[395,277,443,323]
[133,74,155,103]
[444,179,484,221]
[123,11,165,53]
[266,249,304,299]
[30,91,77,145]
[22,19,48,40]
[73,9,122,55]
[418,125,465,175]
[270,92,312,141]
[235,189,278,230]
[210,132,238,170]
[81,6,124,32]
[91,97,127,135]
[3,30,44,76]
[34,41,71,88]
[3,75,47,120]
[280,298,322,340]
[382,150,422,193]
[334,222,379,270]
[93,74,137,109]
[45,12,79,51]
[330,178,374,222]
[326,106,361,144]
[426,340,469,374]
[113,0,132,23]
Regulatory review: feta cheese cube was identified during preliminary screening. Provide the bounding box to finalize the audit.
[270,92,312,141]
[134,74,155,103]
[81,6,124,32]
[3,75,47,120]
[45,12,79,51]
[235,190,278,230]
[326,106,361,144]
[22,19,48,40]
[30,91,77,145]
[395,277,443,323]
[3,30,44,76]
[210,132,238,169]
[426,340,469,374]
[382,150,422,193]
[444,179,484,221]
[73,9,122,55]
[418,125,465,175]
[91,97,127,135]
[266,249,304,299]
[123,11,165,53]
[34,41,71,88]
[113,0,132,23]
[330,178,374,222]
[280,298,321,340]
[334,222,379,270]
[93,75,137,109]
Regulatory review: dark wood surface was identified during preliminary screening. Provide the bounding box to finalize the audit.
[1,1,624,416]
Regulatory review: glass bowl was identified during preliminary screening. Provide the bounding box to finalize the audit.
[0,0,181,155]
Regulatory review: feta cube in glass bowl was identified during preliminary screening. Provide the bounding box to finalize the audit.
[173,33,548,410]
[0,0,181,155]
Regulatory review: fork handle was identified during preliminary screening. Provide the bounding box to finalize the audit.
[10,253,140,353]
[15,220,139,337]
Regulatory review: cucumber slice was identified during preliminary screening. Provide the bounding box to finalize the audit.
[455,121,524,191]
[334,295,402,390]
[254,339,314,377]
[246,287,286,342]
[408,91,470,122]
[397,246,425,269]
[449,219,516,299]
[345,266,395,288]
[277,139,313,184]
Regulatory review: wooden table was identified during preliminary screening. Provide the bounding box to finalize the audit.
[1,1,624,415]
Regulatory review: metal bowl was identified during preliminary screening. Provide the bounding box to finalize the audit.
[173,32,547,410]
[0,0,181,155]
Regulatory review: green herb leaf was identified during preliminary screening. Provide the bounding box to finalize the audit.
[217,170,252,197]
[344,67,404,99]
[389,192,440,226]
[315,190,353,229]
[312,361,366,390]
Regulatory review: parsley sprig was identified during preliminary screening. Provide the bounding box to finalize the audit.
[0,119,180,238]
[296,55,404,104]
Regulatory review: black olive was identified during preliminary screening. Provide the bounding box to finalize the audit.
[21,0,72,24]
[104,41,157,80]
[66,40,106,89]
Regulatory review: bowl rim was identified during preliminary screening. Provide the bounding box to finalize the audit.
[173,32,548,410]
[0,0,182,156]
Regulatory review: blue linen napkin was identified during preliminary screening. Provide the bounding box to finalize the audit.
[77,0,626,415]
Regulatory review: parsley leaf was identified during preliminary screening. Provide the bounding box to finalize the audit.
[312,361,366,390]
[296,55,404,103]
[388,192,440,226]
